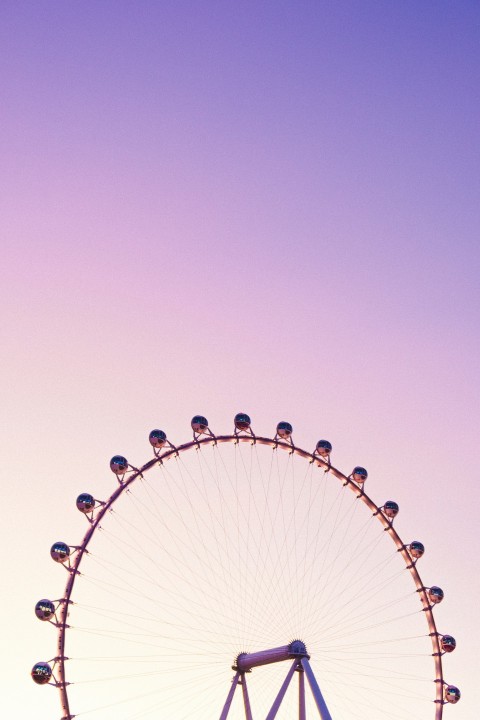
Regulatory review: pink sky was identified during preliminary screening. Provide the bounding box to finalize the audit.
[1,1,478,717]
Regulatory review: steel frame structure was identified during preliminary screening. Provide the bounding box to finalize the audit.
[220,642,333,720]
[41,433,449,720]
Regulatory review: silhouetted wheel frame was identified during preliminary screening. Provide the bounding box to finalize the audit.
[33,423,459,719]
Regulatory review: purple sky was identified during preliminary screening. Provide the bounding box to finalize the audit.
[1,2,478,716]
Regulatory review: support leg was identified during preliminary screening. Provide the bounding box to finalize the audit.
[299,668,306,720]
[266,660,299,720]
[241,673,253,720]
[301,658,332,720]
[219,671,240,720]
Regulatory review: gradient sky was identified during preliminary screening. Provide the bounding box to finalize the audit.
[1,1,479,717]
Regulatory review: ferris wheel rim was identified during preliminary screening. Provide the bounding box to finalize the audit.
[45,432,446,720]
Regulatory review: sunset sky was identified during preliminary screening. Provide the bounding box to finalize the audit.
[1,2,478,717]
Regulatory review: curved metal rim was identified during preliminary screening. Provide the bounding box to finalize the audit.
[54,434,445,719]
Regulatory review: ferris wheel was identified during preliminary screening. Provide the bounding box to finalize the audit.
[32,414,460,719]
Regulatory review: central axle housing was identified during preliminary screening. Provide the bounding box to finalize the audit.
[234,640,309,672]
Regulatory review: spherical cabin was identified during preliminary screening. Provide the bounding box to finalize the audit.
[110,455,128,475]
[50,542,70,563]
[409,541,425,559]
[76,493,95,513]
[31,662,52,685]
[352,466,368,484]
[276,421,293,439]
[35,599,56,621]
[191,415,209,434]
[316,440,332,457]
[149,429,167,448]
[428,586,444,604]
[441,635,456,653]
[234,413,251,431]
[445,685,461,704]
[383,501,399,519]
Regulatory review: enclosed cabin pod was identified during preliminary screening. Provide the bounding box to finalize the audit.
[315,440,332,458]
[35,599,56,621]
[149,429,167,449]
[383,500,399,520]
[234,413,252,433]
[441,635,456,653]
[409,541,425,559]
[352,466,368,484]
[110,455,128,475]
[50,542,70,564]
[276,421,293,439]
[428,586,444,604]
[445,685,461,704]
[191,415,209,435]
[31,662,52,685]
[76,493,95,513]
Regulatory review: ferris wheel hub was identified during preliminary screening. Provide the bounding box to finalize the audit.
[235,641,309,672]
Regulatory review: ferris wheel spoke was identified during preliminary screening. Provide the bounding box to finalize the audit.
[76,569,267,643]
[100,508,246,619]
[309,561,408,639]
[315,573,417,641]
